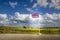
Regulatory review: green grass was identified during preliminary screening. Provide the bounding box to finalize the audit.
[40,27,60,34]
[0,26,39,34]
[0,26,60,34]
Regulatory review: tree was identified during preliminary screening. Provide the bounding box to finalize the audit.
[23,26,26,29]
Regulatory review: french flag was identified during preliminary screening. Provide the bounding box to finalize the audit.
[32,13,39,18]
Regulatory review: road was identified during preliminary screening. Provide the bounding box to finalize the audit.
[0,34,60,40]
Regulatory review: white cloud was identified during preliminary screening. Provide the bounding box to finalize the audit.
[37,0,48,7]
[36,0,60,9]
[9,12,30,26]
[44,13,58,20]
[14,12,29,21]
[0,14,7,19]
[9,1,18,8]
[0,14,8,26]
[32,3,37,8]
[49,0,60,9]
[26,3,37,12]
[12,21,17,23]
[0,12,60,27]
[29,13,60,27]
[42,13,60,27]
[26,8,33,12]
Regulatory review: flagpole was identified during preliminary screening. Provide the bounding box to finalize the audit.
[32,13,40,34]
[39,24,40,34]
[39,15,40,35]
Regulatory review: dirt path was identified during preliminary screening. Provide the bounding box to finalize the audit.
[0,34,60,40]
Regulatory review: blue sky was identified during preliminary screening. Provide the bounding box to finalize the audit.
[0,0,60,27]
[0,0,60,15]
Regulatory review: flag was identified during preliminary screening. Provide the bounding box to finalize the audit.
[32,13,39,18]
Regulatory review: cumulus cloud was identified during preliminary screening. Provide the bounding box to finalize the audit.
[37,0,48,7]
[14,12,29,21]
[49,0,60,9]
[42,13,60,27]
[9,1,18,8]
[9,12,30,26]
[0,14,7,19]
[0,12,60,27]
[36,0,60,9]
[29,13,60,27]
[0,14,8,26]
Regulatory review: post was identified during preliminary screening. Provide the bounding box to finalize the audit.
[39,27,40,34]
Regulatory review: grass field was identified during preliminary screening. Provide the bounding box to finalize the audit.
[0,26,39,34]
[40,27,60,34]
[0,26,60,34]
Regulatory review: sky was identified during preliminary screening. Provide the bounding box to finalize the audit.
[0,0,60,27]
